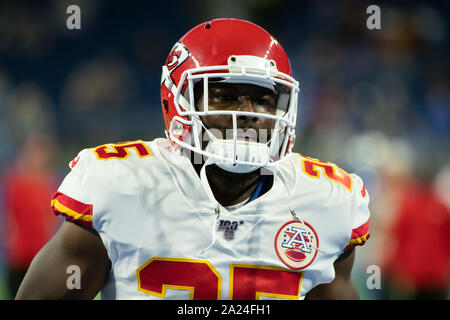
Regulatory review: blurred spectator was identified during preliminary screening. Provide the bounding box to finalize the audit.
[381,174,450,300]
[1,133,60,298]
[4,82,56,144]
[60,55,136,111]
[432,164,450,211]
[0,70,16,172]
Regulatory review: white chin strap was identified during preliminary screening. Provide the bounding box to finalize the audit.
[205,139,270,173]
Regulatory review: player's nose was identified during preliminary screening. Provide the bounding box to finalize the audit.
[236,96,258,122]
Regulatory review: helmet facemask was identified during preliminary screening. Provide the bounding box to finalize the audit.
[165,55,299,173]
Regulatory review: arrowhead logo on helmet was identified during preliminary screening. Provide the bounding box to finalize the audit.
[166,42,190,74]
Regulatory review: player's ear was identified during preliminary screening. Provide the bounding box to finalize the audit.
[163,99,169,113]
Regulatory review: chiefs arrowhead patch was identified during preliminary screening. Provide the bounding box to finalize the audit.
[275,220,319,270]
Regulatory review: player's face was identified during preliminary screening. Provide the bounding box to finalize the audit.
[195,82,278,143]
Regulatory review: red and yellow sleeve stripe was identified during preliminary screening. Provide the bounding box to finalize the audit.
[344,219,370,251]
[51,192,93,228]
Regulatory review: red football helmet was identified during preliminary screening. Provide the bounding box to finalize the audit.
[160,18,299,173]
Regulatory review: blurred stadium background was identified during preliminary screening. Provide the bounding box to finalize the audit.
[0,0,448,300]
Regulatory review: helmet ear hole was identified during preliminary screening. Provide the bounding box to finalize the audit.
[163,99,169,113]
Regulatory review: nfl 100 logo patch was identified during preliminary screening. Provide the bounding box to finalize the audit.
[274,220,319,270]
[217,219,244,240]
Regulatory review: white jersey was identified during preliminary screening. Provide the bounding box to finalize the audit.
[51,138,370,300]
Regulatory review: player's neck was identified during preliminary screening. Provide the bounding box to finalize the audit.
[193,162,260,207]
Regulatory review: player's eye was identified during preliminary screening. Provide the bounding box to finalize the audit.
[253,97,275,107]
[217,95,235,101]
[253,98,269,105]
[210,92,237,104]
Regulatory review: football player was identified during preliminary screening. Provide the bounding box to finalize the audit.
[16,18,370,300]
